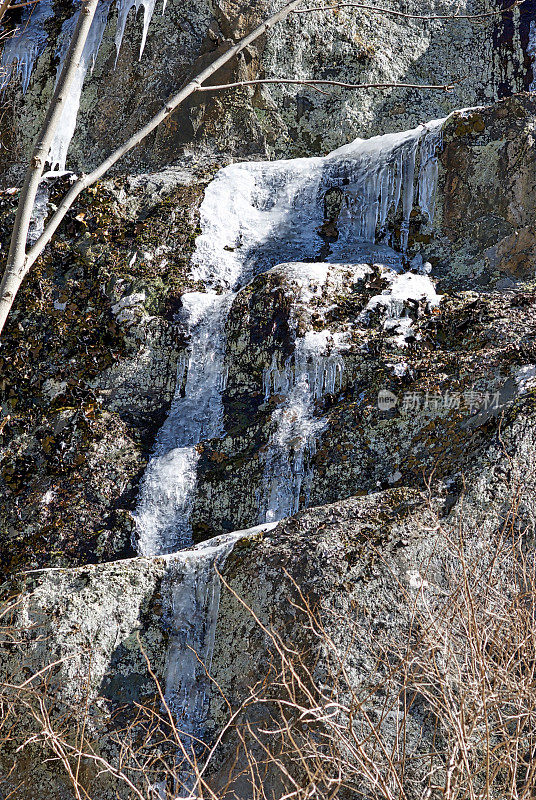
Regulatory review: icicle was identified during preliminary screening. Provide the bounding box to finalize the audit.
[418,122,444,223]
[114,0,158,64]
[263,353,293,400]
[260,325,344,525]
[529,20,536,92]
[0,0,54,94]
[261,375,327,524]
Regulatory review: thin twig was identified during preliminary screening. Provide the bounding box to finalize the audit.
[198,77,458,93]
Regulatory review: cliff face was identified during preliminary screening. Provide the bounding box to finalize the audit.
[3,412,535,797]
[0,0,535,180]
[2,1,536,797]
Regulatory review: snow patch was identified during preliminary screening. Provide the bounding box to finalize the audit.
[365,270,442,346]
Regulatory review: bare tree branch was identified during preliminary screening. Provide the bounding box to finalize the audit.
[0,0,14,28]
[198,77,458,93]
[7,1,42,9]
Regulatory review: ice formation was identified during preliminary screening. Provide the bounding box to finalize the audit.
[135,292,232,556]
[529,20,536,93]
[163,524,276,729]
[260,327,346,524]
[137,119,446,555]
[364,269,442,346]
[0,0,55,93]
[193,120,445,294]
[2,0,162,174]
[1,0,162,96]
[114,0,159,63]
[163,522,277,796]
[48,0,112,170]
[259,263,353,522]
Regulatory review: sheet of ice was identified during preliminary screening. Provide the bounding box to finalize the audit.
[135,292,233,556]
[193,119,446,294]
[367,271,442,311]
[0,0,54,93]
[163,522,278,794]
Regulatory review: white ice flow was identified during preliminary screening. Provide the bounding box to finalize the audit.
[0,0,55,93]
[135,292,232,557]
[529,20,536,93]
[163,523,277,736]
[136,118,446,557]
[260,337,335,524]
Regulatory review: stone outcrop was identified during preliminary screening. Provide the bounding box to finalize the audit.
[1,401,535,797]
[2,95,536,576]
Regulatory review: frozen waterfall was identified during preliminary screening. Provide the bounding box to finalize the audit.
[135,292,232,556]
[163,524,277,745]
[49,0,112,171]
[136,118,447,555]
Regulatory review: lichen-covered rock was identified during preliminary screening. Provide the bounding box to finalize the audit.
[0,168,209,578]
[419,96,536,288]
[2,402,535,798]
[0,556,169,800]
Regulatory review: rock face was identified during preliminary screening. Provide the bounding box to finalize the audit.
[2,405,536,797]
[421,95,536,288]
[0,167,210,576]
[1,0,536,181]
[4,96,536,576]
